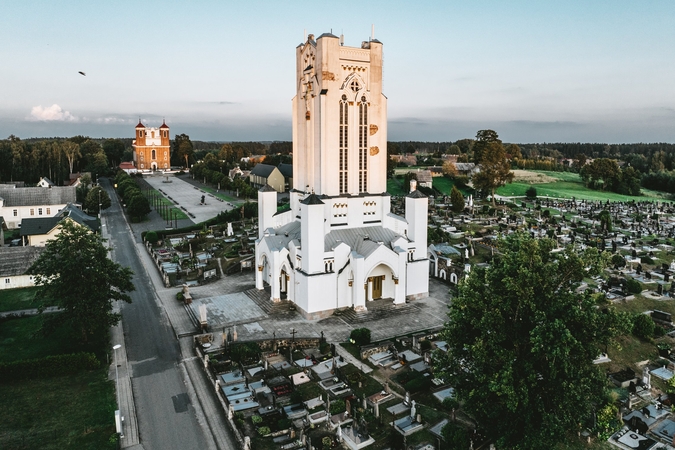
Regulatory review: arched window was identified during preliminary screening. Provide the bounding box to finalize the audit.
[358,96,368,193]
[338,94,348,194]
[151,149,156,160]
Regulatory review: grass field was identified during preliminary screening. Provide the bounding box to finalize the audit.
[0,287,51,313]
[387,178,406,196]
[0,370,117,450]
[497,170,673,202]
[0,314,106,363]
[144,188,189,220]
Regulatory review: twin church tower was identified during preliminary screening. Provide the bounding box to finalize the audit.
[255,32,429,319]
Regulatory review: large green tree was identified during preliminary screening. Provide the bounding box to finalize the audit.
[102,138,126,168]
[173,134,194,168]
[435,233,630,449]
[472,140,514,206]
[472,129,501,164]
[84,186,112,215]
[450,185,465,213]
[29,221,134,343]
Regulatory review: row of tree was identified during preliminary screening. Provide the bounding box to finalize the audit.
[579,158,642,195]
[115,172,151,220]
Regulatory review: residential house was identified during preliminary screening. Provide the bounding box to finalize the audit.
[390,154,417,166]
[455,163,479,177]
[0,186,76,229]
[249,164,285,192]
[415,170,433,189]
[20,203,99,246]
[0,246,44,290]
[37,177,56,188]
[119,162,138,174]
[277,163,293,191]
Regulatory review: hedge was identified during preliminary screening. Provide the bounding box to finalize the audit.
[0,352,100,382]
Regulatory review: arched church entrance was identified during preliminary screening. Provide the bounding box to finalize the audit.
[364,263,396,301]
[279,266,290,300]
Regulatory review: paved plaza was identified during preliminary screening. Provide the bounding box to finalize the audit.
[181,270,452,344]
[144,173,237,224]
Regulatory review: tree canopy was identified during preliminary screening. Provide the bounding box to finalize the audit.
[450,185,465,213]
[472,138,514,206]
[29,220,134,343]
[435,233,630,449]
[84,186,111,215]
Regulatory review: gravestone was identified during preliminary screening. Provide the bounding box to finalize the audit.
[657,284,663,295]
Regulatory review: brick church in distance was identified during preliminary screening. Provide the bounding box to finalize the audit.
[132,120,171,171]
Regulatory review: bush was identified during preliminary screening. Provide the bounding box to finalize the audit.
[442,422,470,449]
[633,314,655,340]
[625,278,642,294]
[654,326,666,337]
[251,415,263,424]
[641,256,654,265]
[257,426,270,436]
[330,399,346,415]
[405,376,431,393]
[611,254,626,268]
[525,186,537,199]
[176,291,184,302]
[350,328,371,346]
[146,230,159,245]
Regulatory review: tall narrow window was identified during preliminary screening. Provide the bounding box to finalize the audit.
[339,95,348,194]
[151,149,156,160]
[358,96,368,193]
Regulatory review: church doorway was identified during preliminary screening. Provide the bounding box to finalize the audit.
[279,269,288,299]
[372,275,384,299]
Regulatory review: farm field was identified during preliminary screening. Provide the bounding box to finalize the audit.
[497,170,673,202]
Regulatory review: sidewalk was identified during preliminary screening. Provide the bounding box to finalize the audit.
[102,213,142,448]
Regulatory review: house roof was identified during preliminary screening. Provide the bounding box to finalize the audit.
[416,170,433,183]
[301,193,324,205]
[454,163,476,172]
[278,163,293,179]
[119,162,135,169]
[0,186,76,207]
[159,120,169,129]
[250,163,278,178]
[259,184,277,193]
[136,120,145,129]
[39,177,55,187]
[20,203,99,237]
[0,246,45,277]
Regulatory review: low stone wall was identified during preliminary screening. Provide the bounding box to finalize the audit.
[360,341,393,360]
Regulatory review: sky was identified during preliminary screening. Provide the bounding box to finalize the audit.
[1,1,674,144]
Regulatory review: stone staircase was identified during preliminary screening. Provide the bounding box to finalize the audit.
[339,298,419,324]
[244,288,299,317]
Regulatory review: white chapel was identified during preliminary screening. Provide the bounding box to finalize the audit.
[255,32,429,319]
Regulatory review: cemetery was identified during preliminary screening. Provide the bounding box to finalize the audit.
[187,327,475,450]
[140,177,675,448]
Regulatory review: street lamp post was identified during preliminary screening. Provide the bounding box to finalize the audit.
[113,344,123,438]
[98,188,102,219]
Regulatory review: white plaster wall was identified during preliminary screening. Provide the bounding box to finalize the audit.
[406,259,429,297]
[0,204,64,229]
[1,275,35,290]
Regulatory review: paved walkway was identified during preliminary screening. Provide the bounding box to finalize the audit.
[143,173,237,225]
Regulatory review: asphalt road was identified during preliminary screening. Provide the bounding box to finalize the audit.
[101,178,210,450]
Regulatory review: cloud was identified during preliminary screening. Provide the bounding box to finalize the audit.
[29,104,77,122]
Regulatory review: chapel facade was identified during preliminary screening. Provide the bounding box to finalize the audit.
[255,32,429,319]
[132,120,170,171]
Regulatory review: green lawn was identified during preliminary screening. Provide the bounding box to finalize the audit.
[0,369,117,450]
[200,186,244,204]
[144,188,189,220]
[432,177,473,196]
[498,170,673,202]
[0,314,106,363]
[0,287,51,313]
[387,178,406,196]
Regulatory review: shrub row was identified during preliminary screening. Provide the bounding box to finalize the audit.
[0,352,100,382]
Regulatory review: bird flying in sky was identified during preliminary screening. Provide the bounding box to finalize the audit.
[78,71,86,76]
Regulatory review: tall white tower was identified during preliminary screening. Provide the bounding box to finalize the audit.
[292,33,387,197]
